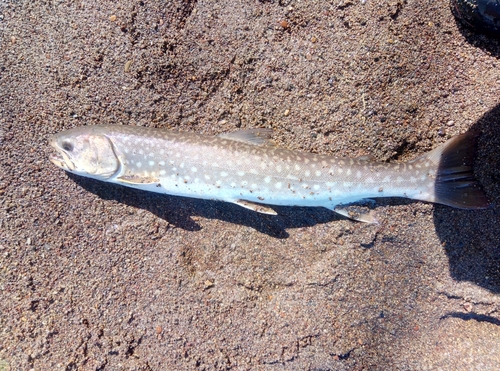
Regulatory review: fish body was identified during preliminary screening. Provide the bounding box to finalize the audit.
[49,125,488,222]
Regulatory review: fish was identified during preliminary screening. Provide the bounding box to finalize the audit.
[49,125,489,223]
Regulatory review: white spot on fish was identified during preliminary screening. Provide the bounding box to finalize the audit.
[205,174,211,180]
[249,169,258,175]
[295,164,301,171]
[139,149,144,155]
[356,171,361,178]
[180,163,184,168]
[149,161,155,167]
[313,184,320,190]
[315,170,322,177]
[264,176,272,183]
[346,169,351,176]
[275,182,282,189]
[305,170,311,176]
[191,167,198,173]
[276,165,282,172]
[160,170,166,175]
[251,183,258,189]
[230,182,236,188]
[220,171,228,177]
[136,162,142,168]
[237,171,245,177]
[149,152,154,157]
[159,161,165,166]
[338,168,343,174]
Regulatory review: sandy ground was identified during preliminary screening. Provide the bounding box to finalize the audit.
[1,0,500,370]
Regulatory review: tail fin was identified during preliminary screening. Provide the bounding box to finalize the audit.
[415,131,489,209]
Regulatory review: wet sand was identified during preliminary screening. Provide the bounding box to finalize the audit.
[1,1,499,370]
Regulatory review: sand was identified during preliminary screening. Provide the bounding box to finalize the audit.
[1,0,499,370]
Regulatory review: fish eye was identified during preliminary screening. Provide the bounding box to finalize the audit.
[62,141,74,152]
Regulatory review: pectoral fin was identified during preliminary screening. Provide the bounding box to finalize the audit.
[233,199,277,215]
[331,205,378,224]
[117,175,160,184]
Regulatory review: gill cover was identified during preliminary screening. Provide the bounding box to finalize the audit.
[81,135,119,177]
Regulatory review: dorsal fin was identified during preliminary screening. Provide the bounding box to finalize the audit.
[218,128,275,146]
[356,154,375,162]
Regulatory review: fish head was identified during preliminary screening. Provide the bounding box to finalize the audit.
[49,127,119,179]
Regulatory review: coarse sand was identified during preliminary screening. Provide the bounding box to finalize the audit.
[1,0,499,370]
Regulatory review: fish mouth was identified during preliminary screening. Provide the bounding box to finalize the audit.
[49,152,68,169]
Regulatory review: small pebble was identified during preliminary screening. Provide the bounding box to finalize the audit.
[446,120,454,127]
[284,109,290,116]
[109,15,117,22]
[124,60,133,73]
[280,20,289,29]
[311,36,317,43]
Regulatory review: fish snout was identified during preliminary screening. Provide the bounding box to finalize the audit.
[48,135,75,171]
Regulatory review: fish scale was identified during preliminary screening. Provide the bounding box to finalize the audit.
[49,125,489,222]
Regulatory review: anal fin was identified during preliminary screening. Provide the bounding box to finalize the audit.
[233,199,277,215]
[333,205,378,224]
[117,175,160,184]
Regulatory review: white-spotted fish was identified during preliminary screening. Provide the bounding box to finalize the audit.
[49,125,488,222]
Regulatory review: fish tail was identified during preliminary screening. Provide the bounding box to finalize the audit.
[411,131,489,209]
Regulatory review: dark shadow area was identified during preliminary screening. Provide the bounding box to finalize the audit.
[441,312,500,326]
[450,1,500,58]
[68,173,344,239]
[434,104,500,293]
